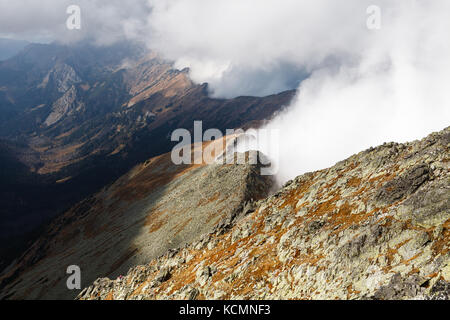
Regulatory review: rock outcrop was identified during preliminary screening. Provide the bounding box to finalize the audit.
[77,127,449,300]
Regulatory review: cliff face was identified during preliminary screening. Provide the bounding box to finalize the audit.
[77,127,449,300]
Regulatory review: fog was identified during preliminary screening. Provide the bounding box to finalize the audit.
[0,0,151,44]
[240,1,450,183]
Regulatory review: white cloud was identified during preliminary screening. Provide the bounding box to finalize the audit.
[0,0,151,44]
[244,0,450,183]
[2,0,449,182]
[143,0,369,97]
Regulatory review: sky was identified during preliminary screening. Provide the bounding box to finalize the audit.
[0,0,151,43]
[1,0,449,182]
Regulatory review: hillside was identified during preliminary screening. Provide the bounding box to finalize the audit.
[76,126,450,300]
[0,137,272,299]
[0,41,294,270]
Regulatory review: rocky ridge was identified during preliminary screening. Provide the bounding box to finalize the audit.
[78,126,450,300]
[0,137,272,299]
[0,41,294,271]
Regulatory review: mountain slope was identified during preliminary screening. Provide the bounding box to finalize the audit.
[0,137,273,300]
[77,126,450,300]
[0,41,295,271]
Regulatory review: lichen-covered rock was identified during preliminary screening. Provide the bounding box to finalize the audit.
[78,126,450,300]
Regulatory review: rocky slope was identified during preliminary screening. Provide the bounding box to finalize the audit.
[0,137,272,299]
[0,41,294,270]
[77,126,450,300]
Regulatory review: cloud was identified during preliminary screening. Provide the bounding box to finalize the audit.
[144,0,448,181]
[0,0,371,97]
[237,0,450,184]
[2,1,449,182]
[0,0,151,44]
[143,0,370,97]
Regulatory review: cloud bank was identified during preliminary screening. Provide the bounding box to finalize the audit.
[144,0,367,97]
[2,0,449,182]
[0,0,151,44]
[232,0,450,183]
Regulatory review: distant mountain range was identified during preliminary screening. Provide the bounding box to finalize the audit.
[0,40,295,271]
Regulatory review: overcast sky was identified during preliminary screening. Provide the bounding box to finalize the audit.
[0,0,151,44]
[1,0,449,181]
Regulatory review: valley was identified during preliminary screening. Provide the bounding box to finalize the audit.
[0,41,295,271]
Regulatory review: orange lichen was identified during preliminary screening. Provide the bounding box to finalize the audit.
[172,218,193,237]
[347,177,362,188]
[105,292,114,300]
[279,177,315,210]
[346,284,361,298]
[431,218,450,256]
[144,210,167,233]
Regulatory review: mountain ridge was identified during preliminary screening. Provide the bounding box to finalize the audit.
[0,41,295,271]
[0,136,273,299]
[74,126,450,300]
